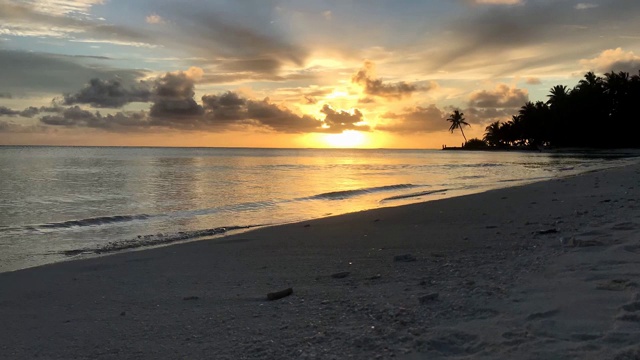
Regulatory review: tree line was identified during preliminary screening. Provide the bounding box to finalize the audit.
[448,70,640,149]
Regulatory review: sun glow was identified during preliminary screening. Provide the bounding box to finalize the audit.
[324,130,367,148]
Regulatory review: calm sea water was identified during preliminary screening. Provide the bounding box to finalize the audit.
[0,146,637,272]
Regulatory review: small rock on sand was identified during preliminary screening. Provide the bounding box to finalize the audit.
[419,293,439,304]
[331,272,350,279]
[394,254,416,262]
[537,228,559,235]
[267,288,293,301]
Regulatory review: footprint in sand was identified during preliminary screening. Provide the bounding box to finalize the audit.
[526,308,560,321]
[596,279,638,291]
[610,222,638,231]
[613,346,640,360]
[623,244,640,254]
[424,330,484,356]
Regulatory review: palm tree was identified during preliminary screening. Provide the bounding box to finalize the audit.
[446,110,469,143]
[483,121,501,147]
[547,85,569,108]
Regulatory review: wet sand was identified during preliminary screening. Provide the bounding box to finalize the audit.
[1,163,640,359]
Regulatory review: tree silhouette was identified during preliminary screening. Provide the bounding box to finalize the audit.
[471,68,640,149]
[483,121,501,147]
[547,85,570,107]
[447,110,469,143]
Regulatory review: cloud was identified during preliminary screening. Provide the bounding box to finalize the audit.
[464,107,513,122]
[430,0,640,75]
[0,120,48,133]
[149,68,204,119]
[525,77,541,85]
[40,106,149,130]
[358,97,376,104]
[38,83,362,134]
[320,105,370,132]
[243,100,324,133]
[145,13,164,24]
[162,8,308,76]
[0,50,148,94]
[61,67,206,114]
[473,0,523,4]
[464,84,527,124]
[575,3,599,10]
[0,92,12,99]
[468,84,529,108]
[199,92,363,133]
[0,106,20,117]
[15,0,104,17]
[376,105,450,133]
[352,61,422,100]
[580,48,640,73]
[0,105,54,118]
[0,2,152,47]
[63,78,152,108]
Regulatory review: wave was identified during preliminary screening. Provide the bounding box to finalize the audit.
[61,225,259,256]
[38,214,152,229]
[455,175,487,180]
[303,184,421,201]
[0,214,155,234]
[442,163,505,169]
[381,188,449,202]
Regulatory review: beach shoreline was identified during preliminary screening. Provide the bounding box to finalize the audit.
[2,163,640,359]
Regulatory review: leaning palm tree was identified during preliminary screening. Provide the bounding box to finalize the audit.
[446,110,469,143]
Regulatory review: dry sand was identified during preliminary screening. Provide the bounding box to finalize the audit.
[1,163,640,359]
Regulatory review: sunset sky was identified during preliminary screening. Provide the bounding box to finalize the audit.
[1,0,639,148]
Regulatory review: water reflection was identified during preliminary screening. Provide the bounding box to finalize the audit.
[0,146,638,272]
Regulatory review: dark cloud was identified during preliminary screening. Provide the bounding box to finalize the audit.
[0,106,20,117]
[201,92,247,122]
[61,67,207,112]
[37,87,362,134]
[352,61,421,100]
[201,92,326,133]
[63,78,152,108]
[526,77,542,85]
[0,106,47,118]
[18,106,41,118]
[40,106,149,130]
[376,105,450,133]
[149,70,204,119]
[244,100,324,133]
[0,92,11,99]
[468,84,528,108]
[320,105,370,132]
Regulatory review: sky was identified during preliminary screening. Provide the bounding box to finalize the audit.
[1,0,640,148]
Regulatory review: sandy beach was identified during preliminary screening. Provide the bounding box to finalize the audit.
[1,162,640,359]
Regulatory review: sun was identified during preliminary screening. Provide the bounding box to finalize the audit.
[324,130,367,148]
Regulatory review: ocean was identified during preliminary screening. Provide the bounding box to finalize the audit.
[0,146,637,272]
